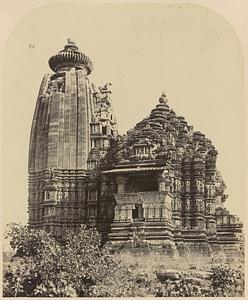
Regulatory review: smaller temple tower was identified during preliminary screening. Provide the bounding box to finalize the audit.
[100,93,243,256]
[88,83,118,170]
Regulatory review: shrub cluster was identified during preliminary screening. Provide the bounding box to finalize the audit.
[209,264,244,297]
[3,223,147,297]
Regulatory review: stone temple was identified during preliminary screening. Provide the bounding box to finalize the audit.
[28,40,243,256]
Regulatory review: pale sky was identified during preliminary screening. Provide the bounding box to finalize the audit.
[2,2,245,227]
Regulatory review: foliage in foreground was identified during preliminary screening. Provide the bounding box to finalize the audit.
[3,223,244,297]
[209,264,244,297]
[3,223,148,297]
[152,265,244,297]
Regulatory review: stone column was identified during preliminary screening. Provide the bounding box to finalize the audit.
[114,205,121,220]
[148,205,154,219]
[162,206,167,218]
[127,205,134,221]
[100,175,108,196]
[182,155,191,229]
[157,170,171,192]
[205,149,218,233]
[172,155,183,229]
[155,204,160,218]
[192,153,206,230]
[119,206,126,220]
[158,180,166,192]
[143,204,149,220]
[116,175,128,193]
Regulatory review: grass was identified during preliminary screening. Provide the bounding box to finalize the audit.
[116,251,244,278]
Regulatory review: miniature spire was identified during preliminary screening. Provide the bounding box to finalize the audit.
[91,83,100,94]
[102,82,112,93]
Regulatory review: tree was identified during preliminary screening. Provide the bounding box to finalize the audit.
[3,223,148,297]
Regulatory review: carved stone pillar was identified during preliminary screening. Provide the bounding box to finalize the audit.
[157,170,171,192]
[205,149,218,233]
[158,180,166,192]
[143,203,148,219]
[116,175,128,193]
[148,205,154,219]
[155,205,160,218]
[119,207,126,220]
[162,206,167,218]
[114,205,120,220]
[127,205,133,220]
[172,156,183,229]
[192,153,206,230]
[182,155,191,229]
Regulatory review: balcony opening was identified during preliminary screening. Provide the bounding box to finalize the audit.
[126,175,158,192]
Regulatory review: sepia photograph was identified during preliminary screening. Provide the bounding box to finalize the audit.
[1,0,247,298]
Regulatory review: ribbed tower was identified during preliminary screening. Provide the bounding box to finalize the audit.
[28,40,95,233]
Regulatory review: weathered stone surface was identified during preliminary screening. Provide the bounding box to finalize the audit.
[184,277,208,287]
[156,269,182,282]
[28,41,243,257]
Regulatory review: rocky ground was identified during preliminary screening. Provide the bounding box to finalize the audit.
[117,252,245,297]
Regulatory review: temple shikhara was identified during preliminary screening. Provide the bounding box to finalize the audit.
[28,40,243,256]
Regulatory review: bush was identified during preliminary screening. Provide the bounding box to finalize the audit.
[153,279,206,297]
[3,223,148,297]
[209,264,244,297]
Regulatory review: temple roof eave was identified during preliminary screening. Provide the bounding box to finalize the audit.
[101,165,168,174]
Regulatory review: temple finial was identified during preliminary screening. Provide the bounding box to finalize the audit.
[159,91,168,104]
[67,38,76,45]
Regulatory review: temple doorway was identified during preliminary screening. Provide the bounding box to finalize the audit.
[132,204,144,220]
